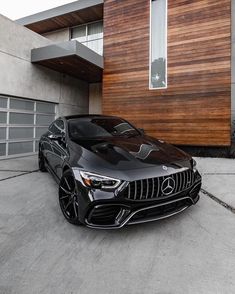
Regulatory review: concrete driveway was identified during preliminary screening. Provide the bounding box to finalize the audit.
[0,155,235,294]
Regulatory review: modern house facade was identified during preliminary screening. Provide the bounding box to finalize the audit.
[0,0,233,159]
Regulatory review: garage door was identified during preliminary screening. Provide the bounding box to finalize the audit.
[0,96,56,158]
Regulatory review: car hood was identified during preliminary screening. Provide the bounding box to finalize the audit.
[70,135,192,180]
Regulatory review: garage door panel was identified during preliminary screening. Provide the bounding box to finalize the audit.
[0,112,7,123]
[36,114,55,125]
[0,128,6,140]
[9,113,34,125]
[36,127,48,138]
[0,97,7,108]
[35,140,39,152]
[36,102,55,114]
[10,99,34,111]
[9,127,34,140]
[0,96,56,158]
[0,143,6,156]
[8,141,34,155]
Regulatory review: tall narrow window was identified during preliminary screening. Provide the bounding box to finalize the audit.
[150,0,167,89]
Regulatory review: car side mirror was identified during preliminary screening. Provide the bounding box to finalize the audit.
[138,128,145,134]
[48,133,64,141]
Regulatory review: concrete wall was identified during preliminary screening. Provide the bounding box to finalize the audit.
[0,14,88,116]
[89,83,102,114]
[232,2,235,141]
[59,75,89,116]
[42,28,70,43]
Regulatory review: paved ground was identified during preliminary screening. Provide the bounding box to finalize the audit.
[0,155,235,294]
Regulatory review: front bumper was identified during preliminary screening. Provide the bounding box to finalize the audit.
[83,180,201,229]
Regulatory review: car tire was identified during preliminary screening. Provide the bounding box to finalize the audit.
[38,151,47,172]
[59,170,82,226]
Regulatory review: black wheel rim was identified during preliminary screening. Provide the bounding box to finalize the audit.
[59,174,79,221]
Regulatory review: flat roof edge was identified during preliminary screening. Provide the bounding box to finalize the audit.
[31,40,104,69]
[16,0,103,25]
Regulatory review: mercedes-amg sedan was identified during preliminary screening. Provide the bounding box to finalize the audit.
[38,115,201,229]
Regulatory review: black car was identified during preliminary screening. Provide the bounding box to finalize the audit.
[38,115,201,229]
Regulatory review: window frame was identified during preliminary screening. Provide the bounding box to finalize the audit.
[70,20,103,55]
[149,0,168,90]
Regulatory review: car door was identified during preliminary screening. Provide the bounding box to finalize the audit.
[44,122,58,170]
[47,119,67,178]
[52,119,68,178]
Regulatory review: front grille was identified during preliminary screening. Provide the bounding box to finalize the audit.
[124,169,195,200]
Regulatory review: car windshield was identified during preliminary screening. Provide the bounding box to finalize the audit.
[68,117,140,139]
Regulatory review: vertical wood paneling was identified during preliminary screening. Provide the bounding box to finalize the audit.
[103,0,231,146]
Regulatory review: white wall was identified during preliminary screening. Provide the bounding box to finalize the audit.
[0,14,89,116]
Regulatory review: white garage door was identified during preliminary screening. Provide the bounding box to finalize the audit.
[0,96,56,158]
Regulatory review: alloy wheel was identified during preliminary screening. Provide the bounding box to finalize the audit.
[59,171,81,224]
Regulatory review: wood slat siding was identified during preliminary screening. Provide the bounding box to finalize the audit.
[102,0,231,146]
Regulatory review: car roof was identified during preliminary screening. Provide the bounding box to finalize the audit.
[63,114,123,121]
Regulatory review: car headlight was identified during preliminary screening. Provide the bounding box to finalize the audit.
[80,171,121,190]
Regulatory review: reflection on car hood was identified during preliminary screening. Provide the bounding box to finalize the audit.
[71,135,191,172]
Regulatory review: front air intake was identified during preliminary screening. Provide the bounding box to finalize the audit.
[88,205,121,226]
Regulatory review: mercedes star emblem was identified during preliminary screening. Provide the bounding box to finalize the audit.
[161,177,175,195]
[162,165,168,171]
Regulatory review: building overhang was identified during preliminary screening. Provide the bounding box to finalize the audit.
[16,0,103,34]
[31,40,103,83]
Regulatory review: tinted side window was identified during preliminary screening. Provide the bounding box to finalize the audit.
[49,120,63,135]
[55,120,65,131]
